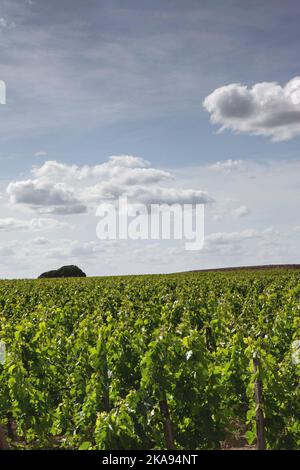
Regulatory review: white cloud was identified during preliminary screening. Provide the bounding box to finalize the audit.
[2,156,300,278]
[0,217,68,232]
[125,185,212,205]
[0,17,16,29]
[30,218,68,230]
[232,205,251,218]
[32,156,171,185]
[68,241,102,257]
[0,218,30,231]
[209,159,245,172]
[32,236,50,245]
[44,240,104,259]
[34,151,47,158]
[32,161,82,181]
[206,229,260,245]
[8,155,211,211]
[200,227,281,261]
[203,77,300,141]
[7,179,87,215]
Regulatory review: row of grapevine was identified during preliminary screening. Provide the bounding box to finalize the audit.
[0,270,299,449]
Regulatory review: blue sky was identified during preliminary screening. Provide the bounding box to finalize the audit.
[0,0,300,277]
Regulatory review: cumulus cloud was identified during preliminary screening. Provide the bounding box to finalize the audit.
[32,156,171,185]
[7,179,87,215]
[9,155,211,212]
[85,181,212,206]
[203,77,300,141]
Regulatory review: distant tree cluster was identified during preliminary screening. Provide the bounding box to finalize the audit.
[39,265,86,279]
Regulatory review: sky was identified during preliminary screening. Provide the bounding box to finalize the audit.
[0,0,300,278]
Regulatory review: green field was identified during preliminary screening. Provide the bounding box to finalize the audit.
[0,270,299,450]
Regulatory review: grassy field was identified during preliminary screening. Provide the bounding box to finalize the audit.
[0,269,299,449]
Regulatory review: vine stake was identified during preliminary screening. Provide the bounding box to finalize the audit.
[159,392,175,450]
[253,357,266,450]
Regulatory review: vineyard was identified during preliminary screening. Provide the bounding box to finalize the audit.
[0,269,299,450]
